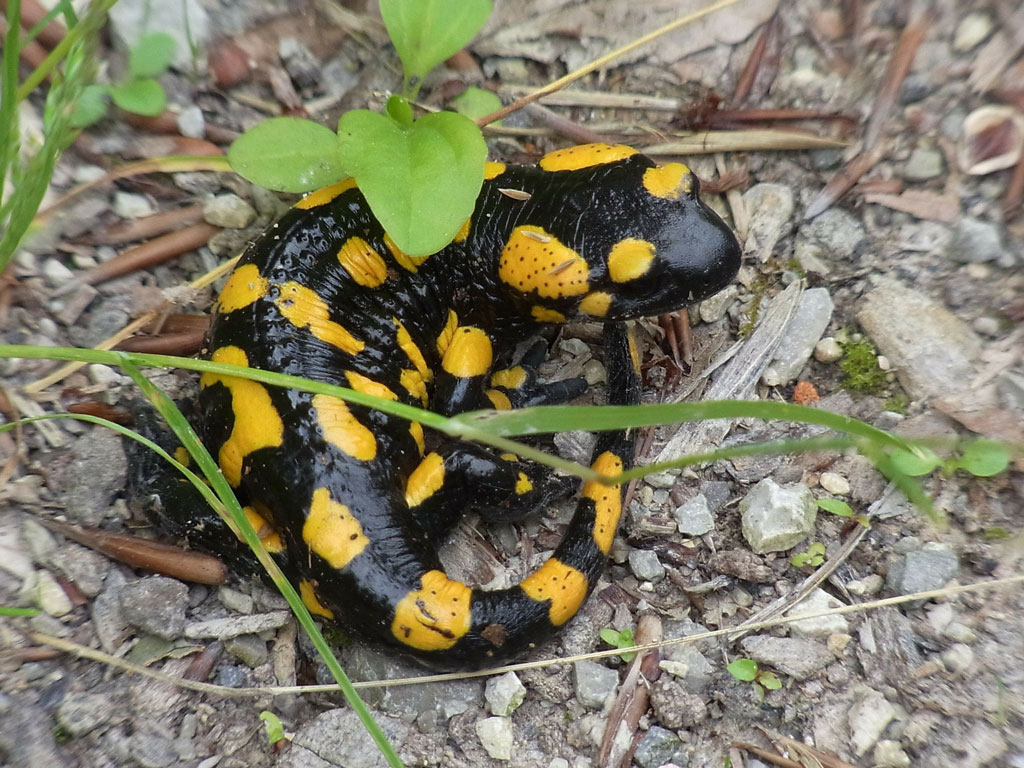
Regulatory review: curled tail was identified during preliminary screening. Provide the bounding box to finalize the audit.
[396,322,641,666]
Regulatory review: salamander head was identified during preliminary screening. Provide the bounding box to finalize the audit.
[574,162,742,321]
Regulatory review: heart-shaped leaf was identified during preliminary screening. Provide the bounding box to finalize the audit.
[129,32,176,79]
[380,0,492,84]
[337,109,486,256]
[109,79,166,116]
[228,117,346,193]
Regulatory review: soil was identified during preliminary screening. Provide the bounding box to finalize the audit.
[1,1,1023,767]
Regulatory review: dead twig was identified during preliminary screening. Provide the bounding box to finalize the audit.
[804,141,887,219]
[732,13,782,105]
[80,223,222,286]
[82,204,206,246]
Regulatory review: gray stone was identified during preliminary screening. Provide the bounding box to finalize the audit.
[953,11,994,51]
[948,217,1004,264]
[130,727,179,768]
[633,726,685,768]
[849,688,896,756]
[941,642,974,673]
[63,429,128,526]
[651,676,707,729]
[739,635,832,680]
[214,664,248,688]
[475,716,513,760]
[674,493,714,536]
[485,671,526,717]
[118,577,188,640]
[56,691,114,737]
[183,610,291,640]
[0,701,64,768]
[224,634,268,667]
[42,257,75,288]
[53,542,110,597]
[217,586,254,615]
[887,543,958,595]
[742,183,794,262]
[628,549,665,582]
[661,644,714,693]
[857,276,981,399]
[904,147,943,181]
[573,659,619,709]
[112,191,154,219]
[92,569,132,653]
[108,0,210,70]
[739,478,817,554]
[762,288,834,386]
[786,588,849,638]
[21,518,57,564]
[698,284,738,323]
[203,194,256,229]
[819,471,851,495]
[800,208,867,259]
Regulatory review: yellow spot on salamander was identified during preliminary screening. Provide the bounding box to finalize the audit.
[520,558,588,626]
[409,422,425,455]
[173,446,190,467]
[303,487,369,569]
[344,371,398,401]
[275,282,364,355]
[405,452,444,507]
[199,346,283,487]
[500,452,518,462]
[436,310,459,357]
[394,318,432,383]
[538,143,637,172]
[531,305,567,323]
[295,178,358,210]
[241,506,284,553]
[626,328,642,375]
[300,579,335,619]
[442,326,492,378]
[453,218,471,243]
[499,226,589,299]
[486,389,512,410]
[400,369,429,405]
[484,161,507,180]
[584,451,624,554]
[392,570,472,651]
[642,163,692,200]
[491,366,527,390]
[578,291,612,317]
[217,264,268,313]
[312,394,377,461]
[384,233,429,273]
[515,472,533,495]
[608,238,656,283]
[337,237,388,287]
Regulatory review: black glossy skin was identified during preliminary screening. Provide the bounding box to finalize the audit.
[163,150,741,667]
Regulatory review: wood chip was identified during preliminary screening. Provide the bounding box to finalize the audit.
[862,190,960,222]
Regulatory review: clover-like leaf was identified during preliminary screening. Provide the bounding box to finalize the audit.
[889,447,942,477]
[228,117,346,193]
[380,0,492,85]
[954,439,1010,477]
[451,86,503,123]
[129,33,176,79]
[109,79,166,116]
[337,109,486,256]
[71,84,110,127]
[727,658,758,681]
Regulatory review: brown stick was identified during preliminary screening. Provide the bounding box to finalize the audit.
[115,329,206,356]
[732,13,780,105]
[83,205,206,246]
[80,222,221,286]
[5,0,67,49]
[66,401,133,425]
[804,141,887,219]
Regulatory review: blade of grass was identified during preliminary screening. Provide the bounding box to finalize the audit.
[0,0,23,196]
[117,360,404,768]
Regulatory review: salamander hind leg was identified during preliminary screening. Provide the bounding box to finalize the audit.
[487,338,587,410]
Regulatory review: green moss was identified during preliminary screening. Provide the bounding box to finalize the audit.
[738,280,768,338]
[839,337,888,394]
[883,393,909,414]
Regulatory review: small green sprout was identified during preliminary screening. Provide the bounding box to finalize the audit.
[73,32,175,126]
[790,541,826,568]
[727,658,782,699]
[816,498,870,528]
[600,627,638,662]
[889,439,1011,480]
[260,711,291,747]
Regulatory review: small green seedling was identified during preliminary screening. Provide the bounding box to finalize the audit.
[73,32,175,126]
[600,627,638,662]
[0,606,41,617]
[816,497,870,528]
[727,658,782,699]
[451,86,503,123]
[259,711,291,747]
[790,541,826,568]
[889,439,1011,479]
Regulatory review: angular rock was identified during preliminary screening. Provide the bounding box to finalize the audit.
[886,543,958,595]
[62,429,128,526]
[739,479,817,554]
[786,588,850,638]
[573,659,619,710]
[674,493,714,536]
[183,611,291,640]
[799,208,867,259]
[118,577,188,640]
[56,691,114,737]
[848,688,896,756]
[628,549,665,582]
[633,726,685,768]
[740,635,832,680]
[475,716,513,761]
[762,287,834,386]
[485,671,526,717]
[742,183,795,262]
[857,276,981,399]
[203,194,256,229]
[948,217,1003,264]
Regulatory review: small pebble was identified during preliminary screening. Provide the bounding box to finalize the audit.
[941,643,974,673]
[847,574,884,596]
[819,471,851,495]
[813,337,843,363]
[203,194,257,229]
[73,164,107,183]
[475,716,513,760]
[972,316,1001,337]
[113,191,154,219]
[944,622,977,644]
[42,257,75,288]
[176,105,205,139]
[953,11,993,52]
[876,355,892,371]
[582,359,606,386]
[87,364,123,386]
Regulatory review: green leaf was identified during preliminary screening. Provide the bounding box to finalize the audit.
[807,542,826,557]
[889,447,941,476]
[816,498,853,517]
[228,117,347,193]
[451,86,502,122]
[380,0,492,85]
[108,78,167,116]
[386,94,414,127]
[71,84,109,127]
[336,109,486,256]
[727,659,758,681]
[791,553,812,567]
[758,671,782,690]
[600,628,621,646]
[0,606,41,617]
[260,711,288,745]
[954,440,1010,477]
[129,32,176,79]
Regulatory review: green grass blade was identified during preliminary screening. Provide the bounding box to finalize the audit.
[117,360,404,768]
[0,0,23,197]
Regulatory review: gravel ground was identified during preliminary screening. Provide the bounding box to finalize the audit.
[2,1,1023,767]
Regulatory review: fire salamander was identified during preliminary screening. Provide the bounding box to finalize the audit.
[134,143,740,667]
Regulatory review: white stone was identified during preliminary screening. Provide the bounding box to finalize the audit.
[177,106,205,139]
[787,588,849,638]
[675,493,714,536]
[941,643,974,673]
[33,569,74,617]
[953,11,993,52]
[475,716,513,760]
[113,191,154,219]
[42,257,75,288]
[485,671,526,717]
[87,364,124,386]
[849,688,896,756]
[819,471,851,495]
[109,0,210,70]
[813,337,843,363]
[739,479,817,554]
